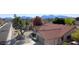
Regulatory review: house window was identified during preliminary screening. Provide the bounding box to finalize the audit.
[66,35,72,42]
[67,35,70,39]
[61,37,64,41]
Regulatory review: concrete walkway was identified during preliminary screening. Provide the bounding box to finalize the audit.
[14,31,36,45]
[23,31,36,45]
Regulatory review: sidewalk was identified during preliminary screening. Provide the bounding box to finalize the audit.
[23,31,36,45]
[0,23,8,29]
[14,31,35,45]
[6,23,13,41]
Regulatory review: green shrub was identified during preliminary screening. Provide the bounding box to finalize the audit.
[71,29,79,41]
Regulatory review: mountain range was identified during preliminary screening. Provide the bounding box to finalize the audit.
[3,15,69,20]
[41,15,68,19]
[21,15,69,19]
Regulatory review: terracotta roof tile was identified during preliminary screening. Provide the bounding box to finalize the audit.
[37,23,75,40]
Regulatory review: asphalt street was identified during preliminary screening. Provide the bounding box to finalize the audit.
[0,23,11,41]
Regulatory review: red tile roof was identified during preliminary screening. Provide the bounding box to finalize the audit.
[37,23,75,40]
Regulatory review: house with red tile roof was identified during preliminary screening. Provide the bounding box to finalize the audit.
[33,23,76,45]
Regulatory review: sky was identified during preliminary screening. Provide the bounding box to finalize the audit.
[0,0,79,18]
[0,14,79,18]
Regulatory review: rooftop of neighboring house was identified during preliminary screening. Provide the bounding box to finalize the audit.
[37,23,76,40]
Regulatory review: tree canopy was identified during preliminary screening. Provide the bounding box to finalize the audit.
[53,18,65,24]
[12,14,29,35]
[52,17,75,25]
[33,16,43,26]
[65,18,75,25]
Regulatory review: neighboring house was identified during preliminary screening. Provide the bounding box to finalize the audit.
[75,21,79,28]
[32,23,76,45]
[75,17,79,28]
[75,21,79,25]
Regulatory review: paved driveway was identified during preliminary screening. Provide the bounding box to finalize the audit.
[24,31,36,45]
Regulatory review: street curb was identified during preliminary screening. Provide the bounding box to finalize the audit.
[6,23,13,44]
